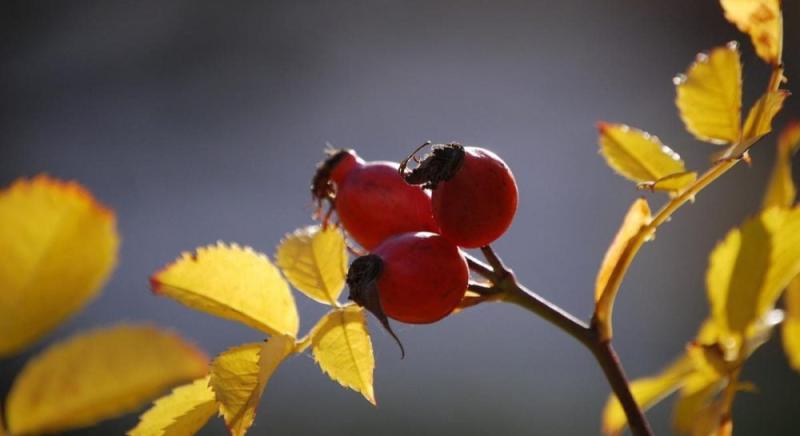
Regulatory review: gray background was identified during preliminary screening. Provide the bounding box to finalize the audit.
[2,1,799,434]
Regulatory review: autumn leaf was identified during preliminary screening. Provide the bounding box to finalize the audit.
[128,376,217,436]
[210,335,294,436]
[675,43,742,144]
[594,198,652,340]
[311,305,376,404]
[597,123,695,192]
[603,315,776,435]
[672,373,725,435]
[152,243,299,338]
[276,225,348,306]
[706,207,800,338]
[782,278,800,371]
[763,121,800,209]
[742,91,789,143]
[727,90,791,157]
[602,356,695,435]
[0,175,119,357]
[720,0,783,65]
[5,324,208,435]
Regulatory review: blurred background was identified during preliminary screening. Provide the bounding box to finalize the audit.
[2,1,799,434]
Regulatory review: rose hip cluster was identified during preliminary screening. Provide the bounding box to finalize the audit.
[312,143,517,349]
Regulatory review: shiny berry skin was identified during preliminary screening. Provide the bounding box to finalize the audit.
[404,144,518,248]
[349,232,468,324]
[312,149,438,250]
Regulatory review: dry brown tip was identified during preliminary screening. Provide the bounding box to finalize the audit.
[400,143,465,190]
[347,255,405,358]
[311,148,352,222]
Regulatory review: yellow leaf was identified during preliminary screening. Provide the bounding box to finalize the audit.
[762,121,800,209]
[602,355,695,435]
[685,398,729,436]
[782,277,800,370]
[128,376,217,436]
[276,225,348,306]
[311,305,376,404]
[209,336,294,436]
[673,373,724,434]
[595,198,652,339]
[152,243,299,338]
[675,43,742,144]
[728,90,791,157]
[720,0,783,65]
[6,324,208,435]
[706,207,800,337]
[0,175,119,356]
[743,91,790,142]
[598,123,693,191]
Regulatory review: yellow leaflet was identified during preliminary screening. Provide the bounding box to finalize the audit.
[678,331,770,435]
[680,397,729,436]
[276,225,348,306]
[675,43,742,144]
[672,372,724,434]
[6,324,208,435]
[128,376,217,436]
[311,305,376,404]
[594,198,651,339]
[782,278,800,371]
[757,209,800,318]
[209,336,294,436]
[728,90,790,157]
[602,355,695,435]
[743,91,789,143]
[598,123,692,191]
[706,207,800,337]
[0,175,119,356]
[762,121,800,209]
[720,0,783,65]
[152,243,299,338]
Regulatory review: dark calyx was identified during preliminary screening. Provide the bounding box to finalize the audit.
[311,148,351,220]
[347,254,405,358]
[401,143,465,190]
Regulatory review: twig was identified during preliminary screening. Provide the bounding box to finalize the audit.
[469,247,653,436]
[464,252,496,281]
[467,282,498,295]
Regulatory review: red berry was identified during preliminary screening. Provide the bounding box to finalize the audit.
[403,144,518,248]
[312,149,438,250]
[348,231,468,325]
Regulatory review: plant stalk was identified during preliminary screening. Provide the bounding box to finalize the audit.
[501,278,653,436]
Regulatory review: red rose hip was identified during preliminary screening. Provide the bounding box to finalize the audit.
[403,144,518,248]
[346,232,468,354]
[312,149,438,250]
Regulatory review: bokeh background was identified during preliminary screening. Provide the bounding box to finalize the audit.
[2,1,799,434]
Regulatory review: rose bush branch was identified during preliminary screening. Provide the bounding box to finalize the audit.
[467,247,653,436]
